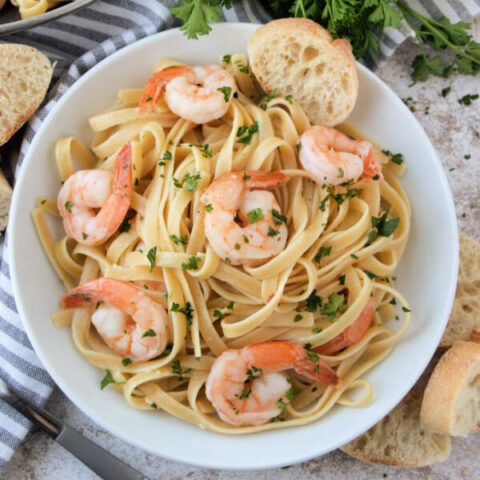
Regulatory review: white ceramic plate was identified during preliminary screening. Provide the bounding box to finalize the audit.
[0,0,96,35]
[9,23,458,470]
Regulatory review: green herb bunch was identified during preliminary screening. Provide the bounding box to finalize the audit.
[170,0,480,83]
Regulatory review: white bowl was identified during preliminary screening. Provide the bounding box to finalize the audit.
[9,23,458,469]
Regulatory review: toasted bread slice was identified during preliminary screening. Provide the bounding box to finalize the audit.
[440,233,480,347]
[0,44,52,146]
[248,18,358,127]
[341,391,451,467]
[421,341,480,436]
[0,163,12,231]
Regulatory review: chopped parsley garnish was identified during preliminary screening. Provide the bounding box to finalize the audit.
[151,403,158,409]
[338,168,344,178]
[234,243,241,250]
[350,253,359,260]
[364,270,377,280]
[236,121,259,145]
[171,302,194,326]
[267,226,280,237]
[306,289,322,312]
[40,199,47,204]
[239,388,251,399]
[247,208,264,224]
[312,327,323,333]
[294,314,303,322]
[321,292,348,322]
[161,151,172,161]
[82,233,88,240]
[181,256,200,271]
[314,244,332,264]
[142,329,156,338]
[196,144,212,158]
[243,172,251,181]
[285,94,293,104]
[260,89,277,110]
[64,201,74,213]
[306,350,319,363]
[366,208,400,245]
[146,246,157,271]
[161,344,173,357]
[122,358,132,367]
[217,86,232,102]
[183,171,202,191]
[458,94,479,106]
[213,310,223,318]
[171,360,191,381]
[296,142,301,154]
[441,87,451,97]
[205,203,213,212]
[243,234,249,243]
[173,177,182,188]
[245,365,262,382]
[382,149,404,165]
[170,234,188,248]
[118,216,131,233]
[225,257,231,264]
[339,274,346,285]
[276,399,288,415]
[320,193,330,212]
[390,298,397,305]
[227,301,234,310]
[272,209,287,226]
[100,370,125,390]
[464,154,471,159]
[402,306,411,313]
[222,54,231,64]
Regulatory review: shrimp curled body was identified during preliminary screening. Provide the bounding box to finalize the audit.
[139,64,236,124]
[298,126,382,186]
[205,341,339,426]
[201,171,289,266]
[57,144,132,246]
[59,278,168,362]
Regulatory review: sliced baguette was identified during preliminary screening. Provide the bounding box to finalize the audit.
[440,233,480,347]
[0,44,52,146]
[0,162,12,231]
[341,391,451,467]
[248,18,358,127]
[420,341,480,436]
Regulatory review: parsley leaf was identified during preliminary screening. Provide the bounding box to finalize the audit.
[170,234,188,248]
[314,245,332,264]
[306,289,322,312]
[100,370,125,390]
[247,208,264,224]
[236,121,259,145]
[146,246,157,272]
[367,208,400,245]
[171,360,192,381]
[267,226,280,237]
[205,203,213,212]
[260,89,277,110]
[272,209,287,226]
[217,86,232,102]
[181,256,200,271]
[142,329,156,338]
[321,292,348,323]
[183,171,202,191]
[381,149,404,165]
[64,201,73,213]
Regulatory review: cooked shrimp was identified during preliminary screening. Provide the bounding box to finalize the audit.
[201,171,289,266]
[59,278,168,362]
[205,341,339,426]
[313,298,375,355]
[57,144,132,246]
[298,126,382,186]
[139,66,193,111]
[165,64,237,123]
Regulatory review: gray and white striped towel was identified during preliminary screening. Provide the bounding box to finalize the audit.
[1,0,479,468]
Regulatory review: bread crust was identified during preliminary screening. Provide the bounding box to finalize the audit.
[420,341,480,436]
[341,391,451,467]
[0,44,53,146]
[248,18,358,127]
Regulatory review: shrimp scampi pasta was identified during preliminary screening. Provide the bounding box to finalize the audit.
[33,54,411,434]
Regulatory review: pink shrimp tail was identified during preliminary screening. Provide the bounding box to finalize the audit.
[362,146,383,182]
[294,358,339,386]
[139,66,192,111]
[243,170,289,190]
[313,298,376,356]
[59,279,102,309]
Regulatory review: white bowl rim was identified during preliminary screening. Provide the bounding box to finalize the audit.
[9,23,459,470]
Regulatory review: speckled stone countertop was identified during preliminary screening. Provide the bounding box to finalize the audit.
[2,16,480,480]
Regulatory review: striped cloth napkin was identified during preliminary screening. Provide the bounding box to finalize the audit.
[0,0,479,468]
